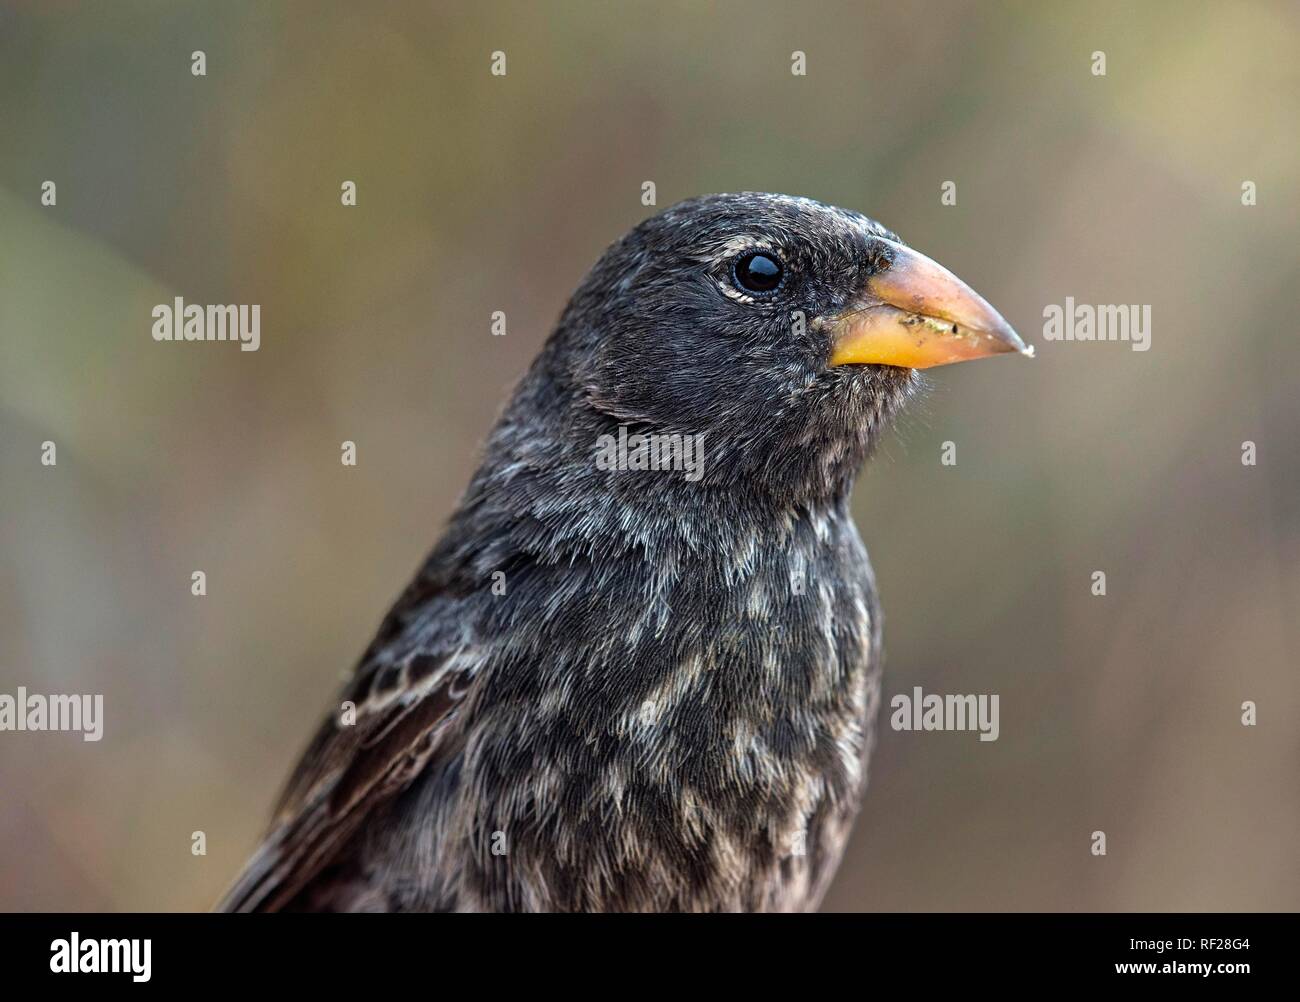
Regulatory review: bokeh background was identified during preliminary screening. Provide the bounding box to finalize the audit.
[1,1,1297,911]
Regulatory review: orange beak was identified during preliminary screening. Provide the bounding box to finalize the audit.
[827,240,1032,369]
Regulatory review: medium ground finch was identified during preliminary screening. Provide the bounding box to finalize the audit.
[220,192,1027,912]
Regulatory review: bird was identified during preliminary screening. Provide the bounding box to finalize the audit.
[218,192,1029,913]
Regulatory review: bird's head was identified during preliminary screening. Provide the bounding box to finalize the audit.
[540,192,1030,503]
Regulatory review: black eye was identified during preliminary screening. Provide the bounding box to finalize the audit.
[732,252,784,295]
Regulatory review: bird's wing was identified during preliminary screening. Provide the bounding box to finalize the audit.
[217,582,480,912]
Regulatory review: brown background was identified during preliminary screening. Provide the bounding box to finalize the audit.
[1,1,1296,910]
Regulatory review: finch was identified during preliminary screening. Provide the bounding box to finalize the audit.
[219,192,1028,912]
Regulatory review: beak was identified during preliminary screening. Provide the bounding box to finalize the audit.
[827,240,1032,369]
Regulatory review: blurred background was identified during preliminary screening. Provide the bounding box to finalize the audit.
[1,1,1297,911]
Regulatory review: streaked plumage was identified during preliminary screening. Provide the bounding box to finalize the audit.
[219,192,1022,912]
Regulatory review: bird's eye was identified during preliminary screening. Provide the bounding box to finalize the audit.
[732,252,784,295]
